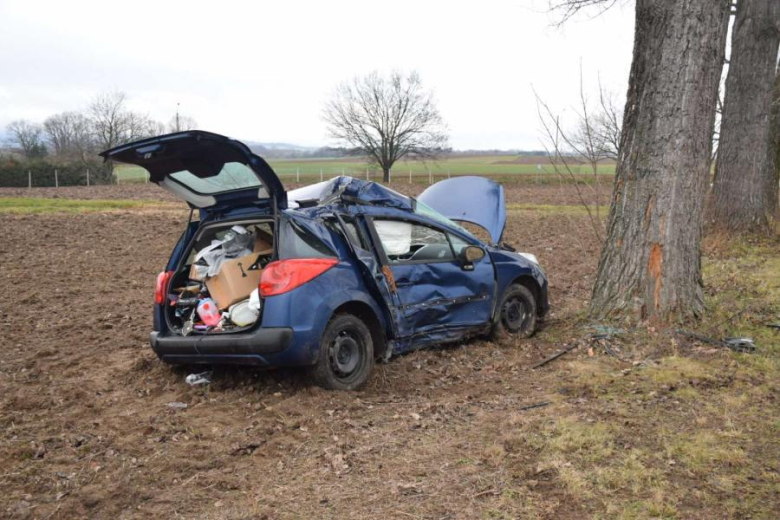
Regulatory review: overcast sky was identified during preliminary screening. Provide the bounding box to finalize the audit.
[0,0,635,150]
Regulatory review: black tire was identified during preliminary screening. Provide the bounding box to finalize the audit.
[492,284,538,339]
[309,313,374,390]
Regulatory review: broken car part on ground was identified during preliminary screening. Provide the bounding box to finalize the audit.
[102,131,549,390]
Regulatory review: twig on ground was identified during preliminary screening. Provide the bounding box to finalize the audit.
[519,401,552,411]
[600,341,631,363]
[531,344,578,369]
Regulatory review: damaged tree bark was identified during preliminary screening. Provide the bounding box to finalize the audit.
[709,0,780,233]
[589,0,731,321]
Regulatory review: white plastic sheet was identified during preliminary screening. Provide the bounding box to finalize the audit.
[193,225,254,277]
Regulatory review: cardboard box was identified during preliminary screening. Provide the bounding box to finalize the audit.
[189,233,273,283]
[206,249,272,309]
[254,228,273,250]
[253,233,272,253]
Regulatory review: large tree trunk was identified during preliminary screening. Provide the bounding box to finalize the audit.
[774,68,780,194]
[589,0,731,321]
[382,166,391,183]
[709,0,780,233]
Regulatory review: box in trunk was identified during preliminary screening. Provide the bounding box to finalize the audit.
[189,232,273,283]
[206,248,272,309]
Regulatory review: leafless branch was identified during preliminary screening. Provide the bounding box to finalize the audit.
[549,0,621,26]
[5,120,45,157]
[533,82,608,243]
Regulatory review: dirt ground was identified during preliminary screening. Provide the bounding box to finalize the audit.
[0,183,777,519]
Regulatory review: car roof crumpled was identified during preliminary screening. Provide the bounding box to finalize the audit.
[287,176,413,211]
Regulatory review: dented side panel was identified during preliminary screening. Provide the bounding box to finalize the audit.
[388,259,494,339]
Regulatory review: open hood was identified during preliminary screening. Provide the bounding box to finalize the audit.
[100,131,286,210]
[417,176,506,244]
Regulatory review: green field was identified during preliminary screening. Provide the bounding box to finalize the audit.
[114,155,616,184]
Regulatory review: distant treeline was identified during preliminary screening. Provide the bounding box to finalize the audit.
[1,90,198,187]
[248,145,551,160]
[0,157,110,187]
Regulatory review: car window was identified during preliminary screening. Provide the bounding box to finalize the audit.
[169,161,262,195]
[328,216,369,251]
[374,219,455,263]
[323,217,369,252]
[279,218,334,259]
[413,199,476,240]
[448,233,471,257]
[344,221,369,250]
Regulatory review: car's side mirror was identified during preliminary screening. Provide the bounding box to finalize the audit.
[460,246,485,270]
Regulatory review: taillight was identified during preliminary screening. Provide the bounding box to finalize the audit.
[259,258,338,297]
[154,270,174,305]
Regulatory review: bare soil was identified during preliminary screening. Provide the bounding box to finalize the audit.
[0,184,776,519]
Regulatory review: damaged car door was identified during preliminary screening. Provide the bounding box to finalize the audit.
[368,217,495,343]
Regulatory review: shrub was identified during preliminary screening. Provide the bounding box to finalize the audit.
[0,157,111,187]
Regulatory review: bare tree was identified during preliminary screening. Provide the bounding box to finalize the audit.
[572,83,622,161]
[43,111,93,160]
[709,0,780,233]
[534,70,611,243]
[6,120,45,157]
[589,0,731,321]
[88,91,163,179]
[168,108,198,133]
[323,71,448,182]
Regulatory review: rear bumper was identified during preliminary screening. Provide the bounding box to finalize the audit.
[150,327,293,365]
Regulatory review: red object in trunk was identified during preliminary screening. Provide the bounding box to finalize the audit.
[155,271,174,304]
[260,258,338,297]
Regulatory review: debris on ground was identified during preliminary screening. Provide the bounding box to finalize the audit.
[185,371,213,386]
[587,325,627,340]
[723,337,756,353]
[675,329,757,353]
[166,401,188,409]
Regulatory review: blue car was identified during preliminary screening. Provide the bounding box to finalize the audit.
[102,131,549,390]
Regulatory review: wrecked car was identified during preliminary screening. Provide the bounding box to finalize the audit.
[102,131,549,390]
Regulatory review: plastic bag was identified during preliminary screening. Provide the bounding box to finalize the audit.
[221,225,253,256]
[194,225,255,277]
[248,288,261,312]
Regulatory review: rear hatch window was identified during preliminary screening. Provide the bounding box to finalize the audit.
[169,162,262,195]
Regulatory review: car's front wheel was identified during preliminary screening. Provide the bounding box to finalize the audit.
[493,284,538,339]
[310,313,374,390]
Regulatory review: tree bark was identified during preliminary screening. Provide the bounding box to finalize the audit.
[774,68,780,194]
[709,0,780,233]
[382,166,391,183]
[589,0,731,321]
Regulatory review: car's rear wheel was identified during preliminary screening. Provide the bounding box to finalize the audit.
[493,284,537,339]
[310,313,374,390]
